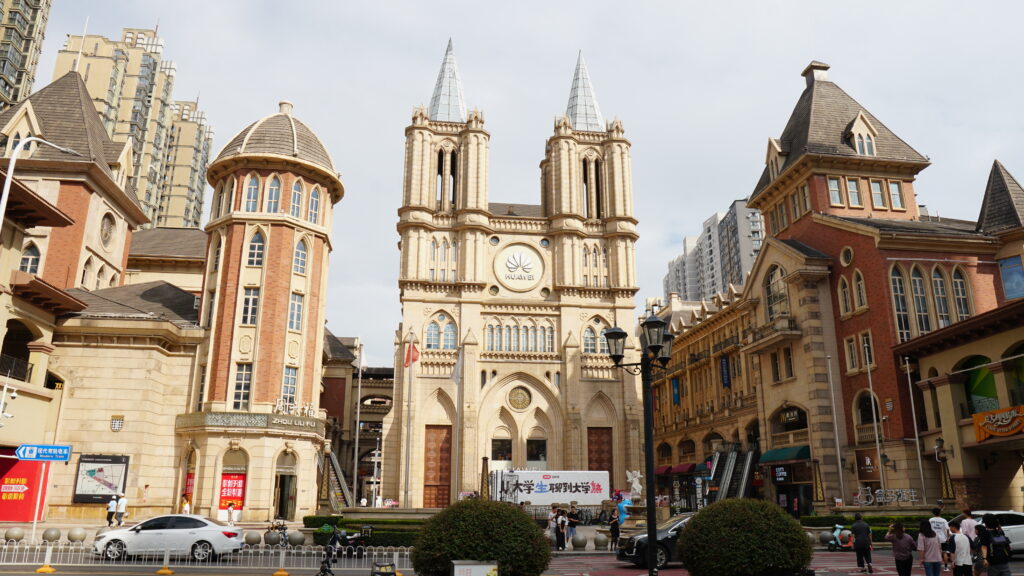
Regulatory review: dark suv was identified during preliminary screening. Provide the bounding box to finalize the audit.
[616,514,692,569]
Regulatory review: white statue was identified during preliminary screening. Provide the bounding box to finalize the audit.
[627,470,643,497]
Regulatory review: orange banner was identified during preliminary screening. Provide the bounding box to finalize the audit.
[973,405,1024,442]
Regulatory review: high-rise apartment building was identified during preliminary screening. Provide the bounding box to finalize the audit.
[663,201,763,302]
[52,28,213,228]
[0,0,51,109]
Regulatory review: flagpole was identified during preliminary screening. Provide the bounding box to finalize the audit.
[403,331,416,507]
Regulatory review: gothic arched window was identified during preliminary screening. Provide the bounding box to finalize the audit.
[583,327,597,354]
[426,322,441,350]
[308,187,321,224]
[290,181,303,217]
[266,177,281,213]
[247,232,265,267]
[19,244,39,274]
[245,176,260,212]
[442,323,457,349]
[293,240,308,274]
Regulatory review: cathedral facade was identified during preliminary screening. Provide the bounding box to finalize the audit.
[383,43,643,508]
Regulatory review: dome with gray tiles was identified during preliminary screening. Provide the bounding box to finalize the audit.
[214,101,334,173]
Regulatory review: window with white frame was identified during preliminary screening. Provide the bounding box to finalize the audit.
[952,269,972,320]
[241,287,260,325]
[247,232,265,266]
[890,268,911,343]
[266,176,281,212]
[827,177,844,205]
[281,366,298,407]
[932,269,952,328]
[233,363,253,411]
[290,181,303,218]
[19,244,39,274]
[288,293,304,331]
[583,327,597,353]
[308,187,321,223]
[844,337,859,371]
[910,267,931,334]
[293,240,308,274]
[245,176,259,212]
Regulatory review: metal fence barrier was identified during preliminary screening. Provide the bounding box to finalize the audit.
[0,541,413,571]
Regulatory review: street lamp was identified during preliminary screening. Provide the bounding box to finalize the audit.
[604,311,674,576]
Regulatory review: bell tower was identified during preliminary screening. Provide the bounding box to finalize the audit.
[540,53,637,290]
[399,40,491,285]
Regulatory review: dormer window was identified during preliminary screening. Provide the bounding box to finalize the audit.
[847,111,878,157]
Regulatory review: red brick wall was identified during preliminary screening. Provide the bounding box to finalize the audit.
[42,182,90,289]
[320,376,348,425]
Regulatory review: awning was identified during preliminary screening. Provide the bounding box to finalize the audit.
[669,463,696,474]
[694,462,708,474]
[758,445,811,465]
[655,465,673,476]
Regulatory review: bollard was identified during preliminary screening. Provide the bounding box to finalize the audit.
[271,547,288,576]
[35,545,56,574]
[155,548,174,575]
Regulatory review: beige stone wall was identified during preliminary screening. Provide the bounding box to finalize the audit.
[45,321,202,520]
[123,260,204,294]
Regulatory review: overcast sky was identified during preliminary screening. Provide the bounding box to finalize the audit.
[38,1,1024,366]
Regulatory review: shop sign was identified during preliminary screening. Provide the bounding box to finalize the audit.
[772,465,790,483]
[852,487,918,506]
[855,449,881,482]
[0,452,45,521]
[780,409,801,423]
[218,473,246,510]
[73,455,129,504]
[973,405,1024,442]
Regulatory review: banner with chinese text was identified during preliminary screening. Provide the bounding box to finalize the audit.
[0,448,46,521]
[218,473,246,510]
[973,405,1024,442]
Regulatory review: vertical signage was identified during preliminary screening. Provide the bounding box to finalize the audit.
[720,357,732,389]
[218,473,246,510]
[0,451,46,521]
[671,378,681,405]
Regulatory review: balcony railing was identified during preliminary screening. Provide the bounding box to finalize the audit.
[712,335,740,354]
[688,350,709,366]
[0,353,33,382]
[855,423,882,445]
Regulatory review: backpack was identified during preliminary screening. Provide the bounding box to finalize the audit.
[989,529,1012,563]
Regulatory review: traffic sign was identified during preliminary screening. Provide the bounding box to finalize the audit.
[15,444,71,462]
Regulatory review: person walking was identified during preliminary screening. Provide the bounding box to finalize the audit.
[609,508,621,545]
[920,519,944,576]
[851,513,874,573]
[180,494,191,514]
[930,507,952,571]
[227,502,236,526]
[960,510,978,543]
[567,506,580,541]
[106,495,118,527]
[115,493,128,527]
[547,505,558,540]
[886,521,917,576]
[949,521,973,576]
[978,513,1012,576]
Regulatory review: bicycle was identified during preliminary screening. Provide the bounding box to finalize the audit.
[265,520,289,544]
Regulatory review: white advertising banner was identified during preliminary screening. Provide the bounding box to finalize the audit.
[493,470,610,506]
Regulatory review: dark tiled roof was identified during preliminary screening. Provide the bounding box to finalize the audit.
[216,111,334,173]
[977,160,1024,234]
[129,227,207,260]
[324,328,356,362]
[830,215,988,238]
[0,72,143,210]
[489,202,544,217]
[780,239,830,260]
[67,281,199,326]
[362,367,394,378]
[753,65,928,199]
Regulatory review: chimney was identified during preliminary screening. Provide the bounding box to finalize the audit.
[801,61,830,88]
[278,101,294,115]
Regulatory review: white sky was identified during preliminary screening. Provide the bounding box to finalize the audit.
[38,1,1024,366]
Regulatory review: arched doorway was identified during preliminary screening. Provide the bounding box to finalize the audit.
[273,452,297,520]
[182,450,196,513]
[1,319,34,381]
[219,450,248,522]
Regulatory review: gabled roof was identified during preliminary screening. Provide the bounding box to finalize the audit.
[752,62,928,199]
[977,160,1024,234]
[489,202,544,218]
[428,40,467,123]
[324,328,357,362]
[129,227,207,260]
[67,281,200,326]
[565,52,605,132]
[779,239,830,259]
[0,71,143,211]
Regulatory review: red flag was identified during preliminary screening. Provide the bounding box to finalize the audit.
[404,343,419,367]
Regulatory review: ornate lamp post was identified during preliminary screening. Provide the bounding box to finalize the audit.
[604,311,675,576]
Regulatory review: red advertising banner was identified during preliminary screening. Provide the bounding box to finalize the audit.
[218,473,245,510]
[184,472,195,500]
[0,449,46,521]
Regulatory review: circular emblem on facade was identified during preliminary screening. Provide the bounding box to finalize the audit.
[493,243,544,292]
[508,386,532,410]
[100,213,116,249]
[238,335,253,354]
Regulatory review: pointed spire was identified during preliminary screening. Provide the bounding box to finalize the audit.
[429,39,467,123]
[977,160,1024,234]
[565,52,605,132]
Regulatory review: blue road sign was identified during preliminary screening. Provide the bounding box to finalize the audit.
[15,444,71,462]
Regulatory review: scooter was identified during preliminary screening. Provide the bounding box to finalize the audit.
[325,527,370,561]
[827,525,855,552]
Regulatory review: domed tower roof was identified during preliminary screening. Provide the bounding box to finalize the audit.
[209,101,343,199]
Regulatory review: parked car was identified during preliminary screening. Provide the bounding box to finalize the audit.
[952,510,1024,553]
[93,514,244,561]
[616,514,692,569]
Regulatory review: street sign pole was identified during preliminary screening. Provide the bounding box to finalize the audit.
[30,461,48,543]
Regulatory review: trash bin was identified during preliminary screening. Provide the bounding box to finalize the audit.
[372,562,397,575]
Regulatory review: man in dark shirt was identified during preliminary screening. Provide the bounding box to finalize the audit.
[851,512,874,573]
[567,506,580,540]
[979,513,1011,576]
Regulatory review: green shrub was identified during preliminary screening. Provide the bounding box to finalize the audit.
[411,499,551,576]
[679,499,812,576]
[303,515,345,528]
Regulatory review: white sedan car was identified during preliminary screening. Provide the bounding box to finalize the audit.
[93,514,244,561]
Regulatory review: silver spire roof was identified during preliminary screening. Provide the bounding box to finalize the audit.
[565,52,605,132]
[429,39,467,123]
